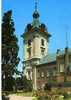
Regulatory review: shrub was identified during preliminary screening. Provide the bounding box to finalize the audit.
[44,83,51,91]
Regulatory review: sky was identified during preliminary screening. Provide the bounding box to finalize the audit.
[2,0,71,71]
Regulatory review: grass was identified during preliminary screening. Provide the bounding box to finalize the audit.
[2,91,33,96]
[2,90,71,100]
[15,91,33,96]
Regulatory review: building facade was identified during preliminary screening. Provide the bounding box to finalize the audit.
[22,2,71,90]
[36,48,71,90]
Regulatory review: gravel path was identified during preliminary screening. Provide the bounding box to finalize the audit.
[8,94,33,100]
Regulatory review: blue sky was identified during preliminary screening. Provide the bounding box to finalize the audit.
[2,0,71,71]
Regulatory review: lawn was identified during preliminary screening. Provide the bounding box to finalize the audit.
[2,90,71,100]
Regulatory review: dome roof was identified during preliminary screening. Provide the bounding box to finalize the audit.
[33,11,40,19]
[25,23,32,32]
[40,23,47,31]
[25,23,48,33]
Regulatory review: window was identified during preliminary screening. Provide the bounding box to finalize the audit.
[67,64,71,74]
[46,71,50,77]
[28,40,31,46]
[41,72,44,77]
[41,39,44,46]
[53,67,57,76]
[41,84,45,89]
[59,64,64,72]
[27,48,31,58]
[41,48,45,55]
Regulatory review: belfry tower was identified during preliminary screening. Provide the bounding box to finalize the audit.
[22,0,51,83]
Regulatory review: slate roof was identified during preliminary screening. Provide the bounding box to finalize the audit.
[39,53,56,65]
[38,48,71,65]
[57,48,71,56]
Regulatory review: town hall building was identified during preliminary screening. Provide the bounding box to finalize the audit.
[22,1,71,90]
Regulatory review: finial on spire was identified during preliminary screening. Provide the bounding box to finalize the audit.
[33,0,39,18]
[35,0,38,11]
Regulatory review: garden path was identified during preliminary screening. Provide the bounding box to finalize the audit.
[8,94,32,100]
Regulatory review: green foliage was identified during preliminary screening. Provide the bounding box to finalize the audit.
[16,76,33,92]
[2,10,20,91]
[16,77,24,90]
[2,94,9,100]
[23,76,33,92]
[44,83,51,91]
[37,96,49,100]
[34,90,71,100]
[17,76,33,92]
[32,96,37,100]
[16,92,33,96]
[5,77,15,91]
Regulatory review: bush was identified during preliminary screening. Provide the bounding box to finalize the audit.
[37,95,50,100]
[16,76,33,92]
[63,92,71,99]
[23,76,33,92]
[4,76,15,91]
[44,83,51,91]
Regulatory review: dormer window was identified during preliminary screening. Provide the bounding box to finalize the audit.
[41,39,44,46]
[28,40,31,46]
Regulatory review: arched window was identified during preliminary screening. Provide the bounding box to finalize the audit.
[41,39,44,46]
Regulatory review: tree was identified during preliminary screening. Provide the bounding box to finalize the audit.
[22,76,33,92]
[2,10,20,91]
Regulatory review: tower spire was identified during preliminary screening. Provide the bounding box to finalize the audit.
[33,0,39,19]
[35,0,38,11]
[65,25,69,48]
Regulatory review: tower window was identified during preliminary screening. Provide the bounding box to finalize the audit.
[27,48,31,58]
[41,48,45,55]
[28,40,31,46]
[41,39,44,46]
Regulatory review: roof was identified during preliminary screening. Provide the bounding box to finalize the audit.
[39,53,56,65]
[57,48,71,56]
[38,48,71,65]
